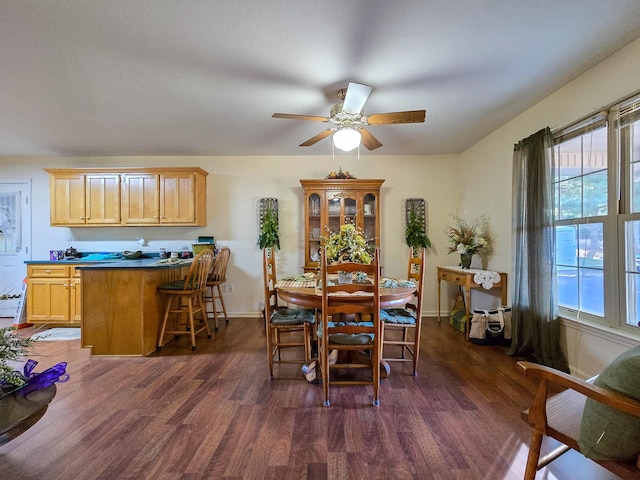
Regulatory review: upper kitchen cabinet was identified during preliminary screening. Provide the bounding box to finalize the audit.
[45,167,208,227]
[300,178,384,272]
[46,171,121,226]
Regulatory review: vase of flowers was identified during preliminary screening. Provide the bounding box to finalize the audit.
[323,224,372,283]
[323,223,373,265]
[445,214,490,269]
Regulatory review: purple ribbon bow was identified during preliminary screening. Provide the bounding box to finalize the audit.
[17,359,70,395]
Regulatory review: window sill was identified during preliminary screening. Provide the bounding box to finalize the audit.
[559,315,640,349]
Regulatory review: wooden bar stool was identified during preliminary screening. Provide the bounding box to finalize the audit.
[157,249,215,351]
[205,247,231,330]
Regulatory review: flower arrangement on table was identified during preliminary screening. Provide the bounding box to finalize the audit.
[445,214,491,268]
[323,223,372,264]
[0,326,69,396]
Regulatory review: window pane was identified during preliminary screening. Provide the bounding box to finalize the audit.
[0,191,22,254]
[557,178,582,220]
[556,225,577,267]
[630,121,640,212]
[557,266,578,310]
[580,268,604,316]
[624,220,640,327]
[584,171,607,216]
[578,223,603,269]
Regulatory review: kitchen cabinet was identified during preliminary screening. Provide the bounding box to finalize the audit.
[300,178,384,272]
[26,264,85,324]
[45,167,207,227]
[122,170,203,225]
[47,172,121,226]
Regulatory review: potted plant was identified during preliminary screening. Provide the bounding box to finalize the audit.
[405,206,431,252]
[445,213,490,268]
[258,202,281,250]
[0,327,33,390]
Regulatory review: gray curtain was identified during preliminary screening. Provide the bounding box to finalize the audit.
[507,127,569,372]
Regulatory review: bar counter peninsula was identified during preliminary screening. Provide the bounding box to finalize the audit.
[78,258,190,356]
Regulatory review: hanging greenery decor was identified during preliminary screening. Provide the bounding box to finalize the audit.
[404,204,431,250]
[257,200,281,250]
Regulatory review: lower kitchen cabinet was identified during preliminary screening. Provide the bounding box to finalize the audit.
[27,264,84,324]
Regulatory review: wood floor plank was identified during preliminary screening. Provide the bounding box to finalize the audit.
[0,317,625,479]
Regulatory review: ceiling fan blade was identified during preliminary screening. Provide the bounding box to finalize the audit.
[272,113,329,122]
[366,110,426,125]
[342,82,372,114]
[359,128,383,151]
[300,129,334,147]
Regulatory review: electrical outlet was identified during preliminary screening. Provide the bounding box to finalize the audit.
[227,284,234,293]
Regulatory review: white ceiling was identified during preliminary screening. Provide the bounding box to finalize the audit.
[2,1,640,157]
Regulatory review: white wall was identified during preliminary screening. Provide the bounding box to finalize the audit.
[0,153,462,318]
[458,37,640,376]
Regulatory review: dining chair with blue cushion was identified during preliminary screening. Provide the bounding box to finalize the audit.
[157,248,215,351]
[318,247,381,406]
[380,246,425,376]
[263,248,315,379]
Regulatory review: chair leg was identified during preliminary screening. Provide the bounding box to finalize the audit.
[266,323,274,379]
[187,298,197,350]
[196,292,212,339]
[204,285,218,331]
[157,295,173,350]
[216,285,228,324]
[303,323,312,363]
[524,431,543,480]
[321,339,330,407]
[412,323,421,377]
[372,337,380,407]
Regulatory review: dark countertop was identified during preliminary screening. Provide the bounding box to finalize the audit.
[26,253,192,269]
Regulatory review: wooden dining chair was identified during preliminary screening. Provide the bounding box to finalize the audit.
[204,247,231,330]
[262,248,315,379]
[157,248,214,351]
[318,247,381,407]
[380,246,425,376]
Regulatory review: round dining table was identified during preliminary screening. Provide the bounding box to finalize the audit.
[276,282,416,380]
[276,285,416,309]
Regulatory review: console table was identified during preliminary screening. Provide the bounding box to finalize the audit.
[436,266,508,339]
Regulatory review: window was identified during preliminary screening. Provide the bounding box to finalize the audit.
[552,94,640,333]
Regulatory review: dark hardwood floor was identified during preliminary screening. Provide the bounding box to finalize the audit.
[0,317,623,479]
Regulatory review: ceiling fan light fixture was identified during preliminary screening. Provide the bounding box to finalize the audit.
[333,127,361,151]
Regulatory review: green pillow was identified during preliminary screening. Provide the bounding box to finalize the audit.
[578,345,640,462]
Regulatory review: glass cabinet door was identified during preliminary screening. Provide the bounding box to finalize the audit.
[325,191,358,234]
[307,193,322,263]
[363,193,377,250]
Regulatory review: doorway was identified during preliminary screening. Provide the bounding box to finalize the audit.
[0,181,31,318]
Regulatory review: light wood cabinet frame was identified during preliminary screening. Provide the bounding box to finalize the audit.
[300,178,384,272]
[45,167,207,227]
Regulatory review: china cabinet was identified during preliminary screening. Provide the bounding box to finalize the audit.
[300,179,384,272]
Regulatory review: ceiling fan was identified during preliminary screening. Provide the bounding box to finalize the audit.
[272,82,426,151]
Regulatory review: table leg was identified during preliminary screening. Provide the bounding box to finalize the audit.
[464,286,472,340]
[437,277,442,323]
